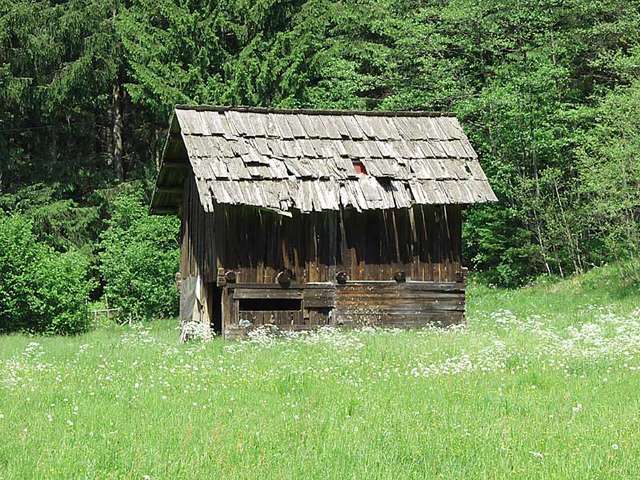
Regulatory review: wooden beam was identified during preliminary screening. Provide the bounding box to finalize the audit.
[151,207,178,215]
[163,161,188,169]
[157,187,183,195]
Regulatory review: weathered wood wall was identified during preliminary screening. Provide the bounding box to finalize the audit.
[221,281,464,339]
[179,172,466,336]
[181,172,463,285]
[333,281,464,328]
[178,176,216,328]
[210,204,462,283]
[179,175,216,283]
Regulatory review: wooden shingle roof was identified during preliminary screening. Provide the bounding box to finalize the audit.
[151,106,496,215]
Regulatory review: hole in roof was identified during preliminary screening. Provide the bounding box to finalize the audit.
[353,160,367,175]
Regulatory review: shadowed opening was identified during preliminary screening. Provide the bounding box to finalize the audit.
[238,298,302,312]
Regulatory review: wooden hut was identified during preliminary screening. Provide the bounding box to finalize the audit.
[151,106,496,339]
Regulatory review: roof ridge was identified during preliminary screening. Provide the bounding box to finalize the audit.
[174,104,456,118]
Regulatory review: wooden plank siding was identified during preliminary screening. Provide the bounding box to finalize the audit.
[180,172,466,337]
[208,204,463,284]
[333,282,464,329]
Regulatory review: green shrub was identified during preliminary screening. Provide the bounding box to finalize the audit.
[98,190,179,321]
[31,250,94,334]
[0,214,93,334]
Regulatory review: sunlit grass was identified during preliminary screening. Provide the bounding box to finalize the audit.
[0,264,639,479]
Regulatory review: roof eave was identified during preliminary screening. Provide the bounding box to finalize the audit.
[150,113,188,215]
[174,104,456,118]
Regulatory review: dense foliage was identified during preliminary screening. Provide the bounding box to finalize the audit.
[1,0,639,330]
[98,189,180,321]
[0,215,93,334]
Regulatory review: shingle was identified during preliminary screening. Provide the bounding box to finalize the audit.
[466,160,487,181]
[349,180,369,210]
[267,157,288,179]
[431,159,453,179]
[319,116,342,139]
[343,140,365,158]
[440,139,460,158]
[390,180,411,208]
[246,112,266,137]
[195,177,213,211]
[184,136,210,159]
[440,117,463,139]
[342,116,364,139]
[267,139,284,158]
[176,109,207,135]
[224,157,251,180]
[211,137,234,157]
[264,114,280,137]
[409,159,435,180]
[416,117,440,140]
[354,115,377,138]
[298,139,317,158]
[285,115,306,138]
[375,140,396,158]
[381,117,402,140]
[190,158,208,179]
[368,115,391,140]
[219,113,238,137]
[229,138,250,156]
[280,140,303,158]
[449,139,469,159]
[222,180,243,204]
[247,164,271,178]
[393,116,424,140]
[310,139,330,158]
[361,158,384,176]
[208,157,229,179]
[272,114,294,139]
[241,146,269,166]
[331,140,348,157]
[226,111,251,136]
[361,141,383,158]
[298,114,321,138]
[334,156,356,177]
[298,157,319,178]
[252,137,271,156]
[332,116,351,138]
[306,158,330,178]
[460,139,478,158]
[427,140,447,158]
[201,111,227,135]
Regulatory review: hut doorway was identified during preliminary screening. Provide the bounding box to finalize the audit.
[209,285,223,334]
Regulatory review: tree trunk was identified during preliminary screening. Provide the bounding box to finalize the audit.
[112,82,124,181]
[154,127,163,170]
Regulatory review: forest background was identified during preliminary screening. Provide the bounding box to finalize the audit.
[1,0,638,333]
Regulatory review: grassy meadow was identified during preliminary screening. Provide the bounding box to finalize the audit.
[1,264,639,479]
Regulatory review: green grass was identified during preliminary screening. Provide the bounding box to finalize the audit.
[1,264,639,479]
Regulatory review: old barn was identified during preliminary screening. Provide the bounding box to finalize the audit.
[151,106,496,339]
